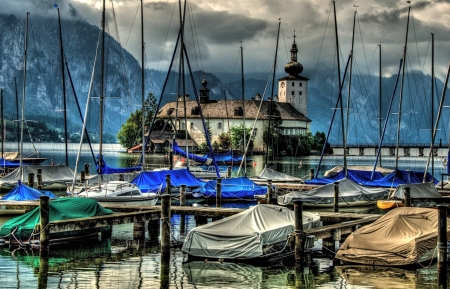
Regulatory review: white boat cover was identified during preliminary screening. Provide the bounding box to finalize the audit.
[182,204,321,259]
[335,207,450,266]
[256,167,303,182]
[390,182,441,199]
[0,165,78,189]
[324,166,393,177]
[277,178,388,206]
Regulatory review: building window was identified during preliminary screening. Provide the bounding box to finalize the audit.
[299,82,302,87]
[291,82,294,86]
[234,107,243,116]
[181,122,185,129]
[299,91,302,95]
[252,128,257,137]
[168,108,175,115]
[218,122,222,129]
[191,107,200,115]
[291,91,294,96]
[190,122,194,129]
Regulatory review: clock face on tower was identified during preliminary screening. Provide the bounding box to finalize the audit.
[281,82,285,88]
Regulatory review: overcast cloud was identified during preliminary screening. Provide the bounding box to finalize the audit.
[2,0,450,81]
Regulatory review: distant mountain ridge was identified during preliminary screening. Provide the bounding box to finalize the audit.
[0,13,448,146]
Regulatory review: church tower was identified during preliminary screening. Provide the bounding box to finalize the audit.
[278,34,309,116]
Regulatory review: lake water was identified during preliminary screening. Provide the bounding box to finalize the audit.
[0,142,449,288]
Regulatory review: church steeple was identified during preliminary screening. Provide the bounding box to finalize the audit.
[284,32,303,76]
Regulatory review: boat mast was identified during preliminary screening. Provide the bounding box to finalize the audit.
[20,13,29,179]
[395,5,411,169]
[57,7,68,166]
[346,8,357,143]
[140,0,145,169]
[15,78,19,153]
[379,43,382,167]
[333,1,347,176]
[241,42,246,176]
[98,0,106,185]
[431,33,434,178]
[266,21,281,166]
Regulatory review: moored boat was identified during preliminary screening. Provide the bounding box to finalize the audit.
[335,207,450,267]
[182,204,321,265]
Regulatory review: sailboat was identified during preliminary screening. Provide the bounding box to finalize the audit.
[69,0,157,205]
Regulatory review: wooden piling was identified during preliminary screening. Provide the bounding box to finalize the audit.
[84,163,90,175]
[28,173,35,188]
[161,193,171,256]
[437,205,448,266]
[334,182,339,213]
[37,172,43,190]
[404,187,411,207]
[227,166,232,178]
[216,178,222,208]
[133,221,146,246]
[39,195,50,259]
[195,216,208,227]
[165,174,171,195]
[310,169,314,180]
[267,179,273,204]
[180,184,186,206]
[169,151,174,170]
[293,200,304,264]
[147,219,160,246]
[80,171,86,183]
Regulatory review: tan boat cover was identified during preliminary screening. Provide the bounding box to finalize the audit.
[336,207,450,266]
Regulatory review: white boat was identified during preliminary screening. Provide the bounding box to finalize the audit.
[154,160,227,179]
[75,181,159,205]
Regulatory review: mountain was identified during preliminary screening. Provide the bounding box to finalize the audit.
[0,13,448,147]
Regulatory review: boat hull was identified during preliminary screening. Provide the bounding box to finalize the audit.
[78,196,158,206]
[377,200,404,210]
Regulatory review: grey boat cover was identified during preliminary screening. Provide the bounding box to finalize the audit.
[256,167,303,182]
[277,178,388,206]
[390,182,441,199]
[182,204,321,259]
[335,207,450,266]
[0,165,78,188]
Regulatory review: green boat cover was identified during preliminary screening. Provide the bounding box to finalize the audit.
[0,198,113,240]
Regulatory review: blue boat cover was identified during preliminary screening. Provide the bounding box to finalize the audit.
[131,169,206,193]
[96,154,142,174]
[304,168,438,188]
[1,181,57,201]
[0,158,21,168]
[363,169,438,188]
[304,169,385,186]
[173,140,211,164]
[203,151,252,164]
[193,177,267,199]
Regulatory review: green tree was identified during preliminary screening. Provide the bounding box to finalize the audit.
[230,124,253,153]
[217,132,231,149]
[116,92,162,149]
[263,102,283,156]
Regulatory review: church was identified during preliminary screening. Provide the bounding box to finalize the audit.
[155,37,311,153]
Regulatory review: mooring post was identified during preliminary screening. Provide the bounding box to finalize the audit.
[180,184,186,206]
[266,179,273,204]
[84,163,90,175]
[37,170,43,190]
[310,169,314,180]
[161,193,171,257]
[80,171,86,183]
[28,173,35,188]
[147,219,160,247]
[39,195,50,259]
[293,200,304,264]
[133,220,146,247]
[169,151,174,170]
[216,178,222,208]
[438,205,448,266]
[334,182,339,213]
[404,187,411,207]
[227,166,232,178]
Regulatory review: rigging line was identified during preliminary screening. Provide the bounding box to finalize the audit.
[405,55,429,132]
[224,47,242,97]
[186,0,205,76]
[280,23,289,66]
[122,2,140,50]
[156,1,177,71]
[356,12,374,92]
[410,11,423,72]
[311,1,333,88]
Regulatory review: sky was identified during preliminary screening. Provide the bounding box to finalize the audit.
[3,0,450,82]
